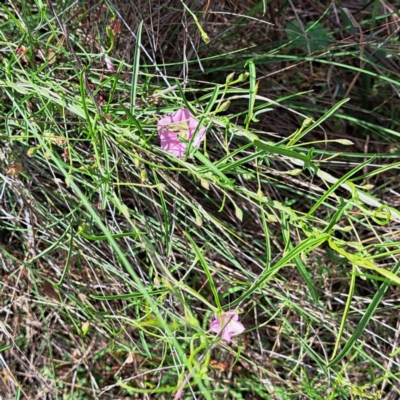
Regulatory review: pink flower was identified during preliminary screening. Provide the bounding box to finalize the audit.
[157,108,206,158]
[210,309,245,343]
[105,56,116,73]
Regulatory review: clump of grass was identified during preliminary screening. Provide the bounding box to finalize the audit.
[1,0,400,399]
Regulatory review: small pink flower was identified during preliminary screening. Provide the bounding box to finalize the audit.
[210,309,245,343]
[105,56,116,73]
[157,108,206,158]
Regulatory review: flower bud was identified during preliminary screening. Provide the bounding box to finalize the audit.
[201,179,209,190]
[27,147,40,157]
[225,72,235,84]
[237,72,249,82]
[216,101,230,113]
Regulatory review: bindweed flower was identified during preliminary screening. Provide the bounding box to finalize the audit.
[210,309,245,343]
[157,108,206,158]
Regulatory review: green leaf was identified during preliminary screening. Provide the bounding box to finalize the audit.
[254,141,317,171]
[184,232,221,311]
[329,239,400,285]
[231,234,329,306]
[306,156,375,218]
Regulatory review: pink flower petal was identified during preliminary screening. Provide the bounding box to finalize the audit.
[221,329,233,342]
[210,319,223,334]
[105,56,116,73]
[209,310,245,343]
[157,108,206,158]
[225,309,240,321]
[229,319,245,335]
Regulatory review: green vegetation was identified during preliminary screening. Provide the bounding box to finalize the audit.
[1,0,400,398]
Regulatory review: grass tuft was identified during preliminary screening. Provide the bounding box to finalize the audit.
[1,0,400,398]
